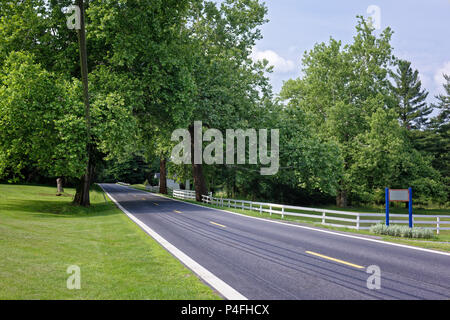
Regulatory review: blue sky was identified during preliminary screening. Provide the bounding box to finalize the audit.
[251,0,450,104]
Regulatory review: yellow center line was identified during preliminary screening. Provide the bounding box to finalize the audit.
[153,203,159,206]
[210,221,226,228]
[142,198,146,200]
[174,210,182,213]
[305,251,365,269]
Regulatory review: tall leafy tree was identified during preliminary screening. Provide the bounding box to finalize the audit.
[0,52,85,182]
[0,51,137,193]
[349,107,445,204]
[389,59,431,129]
[0,2,140,204]
[281,17,395,206]
[280,17,445,206]
[183,0,270,200]
[87,0,196,195]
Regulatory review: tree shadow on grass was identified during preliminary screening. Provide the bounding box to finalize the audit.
[0,199,119,218]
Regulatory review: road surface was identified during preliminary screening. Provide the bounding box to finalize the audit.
[100,183,450,300]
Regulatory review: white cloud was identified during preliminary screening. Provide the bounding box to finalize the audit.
[251,47,296,73]
[419,73,432,93]
[434,61,450,89]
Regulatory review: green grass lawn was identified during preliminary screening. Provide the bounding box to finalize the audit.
[130,185,450,253]
[0,184,220,300]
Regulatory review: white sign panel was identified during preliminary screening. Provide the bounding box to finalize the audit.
[389,189,409,202]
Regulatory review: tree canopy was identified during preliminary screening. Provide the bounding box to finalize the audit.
[0,3,447,208]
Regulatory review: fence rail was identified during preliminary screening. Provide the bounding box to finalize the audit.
[198,194,450,234]
[173,189,196,200]
[145,185,160,192]
[143,185,174,196]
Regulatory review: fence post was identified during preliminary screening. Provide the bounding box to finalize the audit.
[408,187,413,228]
[356,214,360,230]
[259,204,262,215]
[228,199,230,208]
[437,216,440,235]
[281,206,284,219]
[385,187,389,226]
[269,205,272,216]
[322,211,325,225]
[250,202,252,211]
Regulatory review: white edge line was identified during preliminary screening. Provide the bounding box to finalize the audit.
[130,185,450,257]
[99,184,247,300]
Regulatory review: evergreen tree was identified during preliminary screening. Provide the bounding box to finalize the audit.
[410,74,449,202]
[429,74,449,184]
[389,59,431,129]
[431,74,450,130]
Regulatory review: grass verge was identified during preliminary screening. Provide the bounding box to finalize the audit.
[0,183,220,300]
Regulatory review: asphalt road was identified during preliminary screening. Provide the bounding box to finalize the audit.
[100,183,450,300]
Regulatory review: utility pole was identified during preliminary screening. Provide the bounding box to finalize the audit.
[76,0,92,206]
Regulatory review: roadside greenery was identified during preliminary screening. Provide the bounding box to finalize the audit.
[0,184,220,299]
[136,186,449,252]
[0,1,448,210]
[370,223,435,239]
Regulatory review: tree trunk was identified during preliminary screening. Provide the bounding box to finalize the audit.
[26,170,36,183]
[73,171,91,206]
[336,189,348,208]
[189,124,207,201]
[73,0,92,207]
[56,177,64,195]
[192,162,208,201]
[73,175,90,206]
[73,150,94,206]
[159,156,168,194]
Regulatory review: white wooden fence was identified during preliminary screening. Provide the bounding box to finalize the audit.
[198,194,450,234]
[145,185,160,192]
[172,189,196,200]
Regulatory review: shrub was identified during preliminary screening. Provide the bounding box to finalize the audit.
[370,223,388,235]
[370,223,435,239]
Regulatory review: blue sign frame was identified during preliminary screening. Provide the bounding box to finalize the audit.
[385,187,413,228]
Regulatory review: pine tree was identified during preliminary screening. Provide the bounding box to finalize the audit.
[410,74,449,202]
[431,74,450,130]
[429,74,450,179]
[389,59,431,129]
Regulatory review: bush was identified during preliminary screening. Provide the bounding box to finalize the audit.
[370,223,435,239]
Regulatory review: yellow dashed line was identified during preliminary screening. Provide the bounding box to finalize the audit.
[305,251,364,269]
[174,210,182,214]
[210,221,226,228]
[153,202,159,206]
